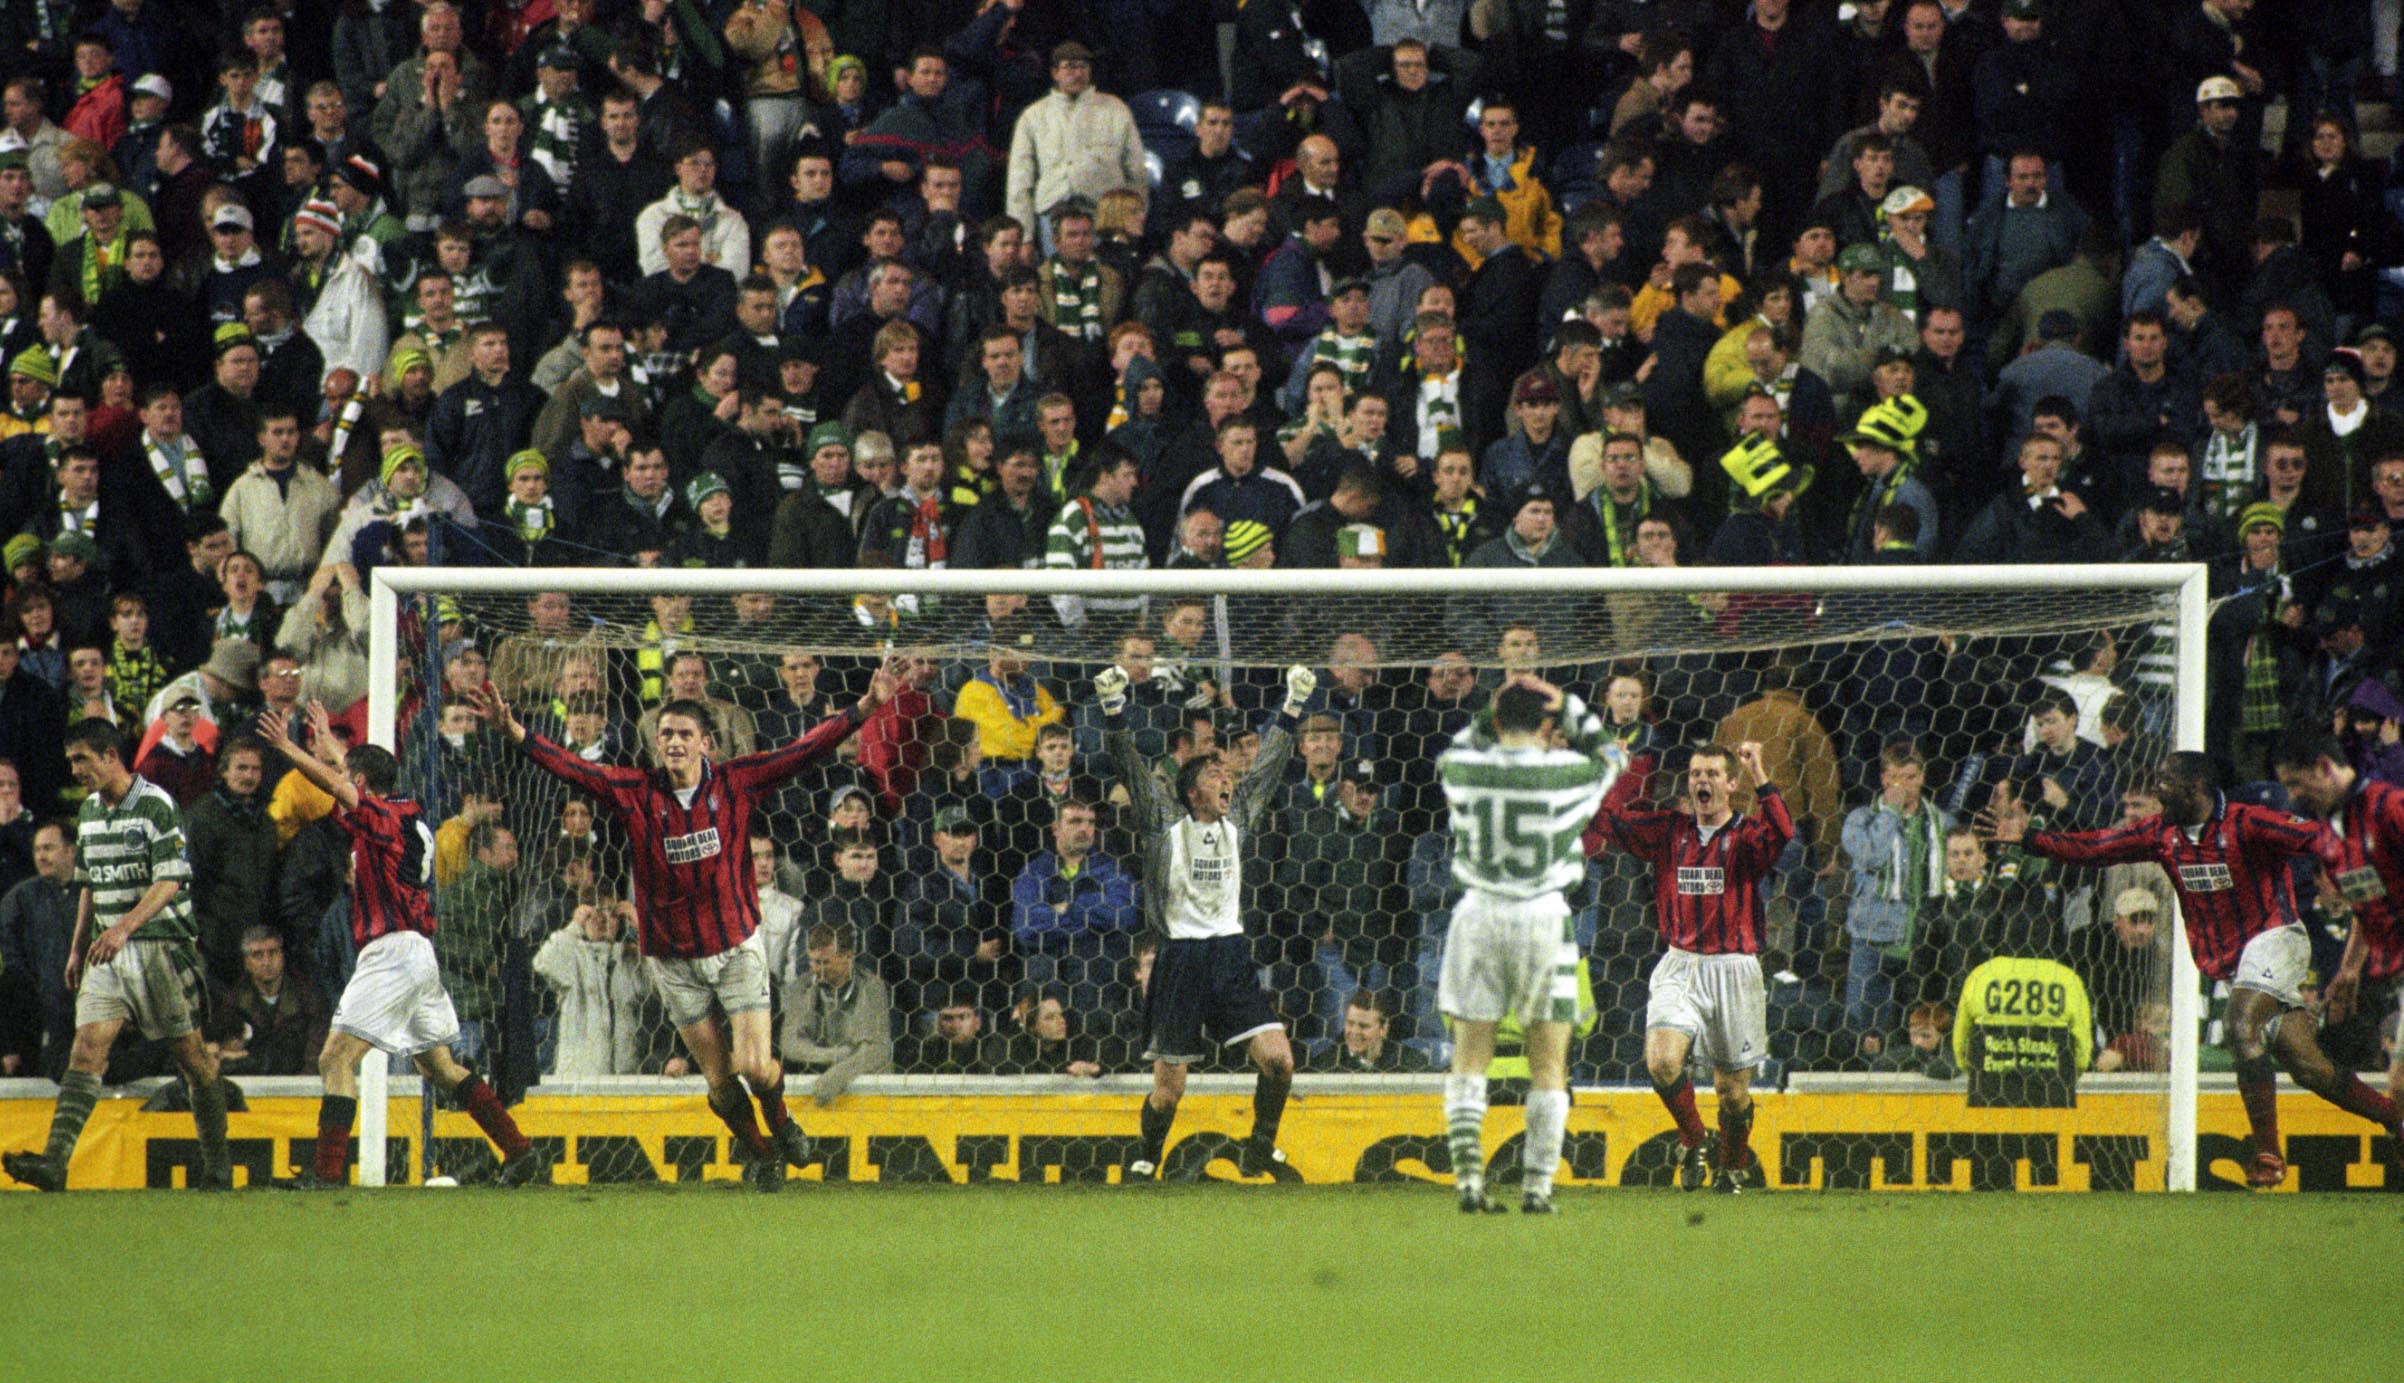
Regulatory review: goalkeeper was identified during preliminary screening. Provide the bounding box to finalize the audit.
[1098,659,1312,1181]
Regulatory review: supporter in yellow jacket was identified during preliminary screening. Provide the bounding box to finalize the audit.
[952,652,1064,765]
[1446,103,1561,267]
[1628,217,1740,338]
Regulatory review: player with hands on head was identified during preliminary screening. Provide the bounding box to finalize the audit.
[1582,736,1790,1194]
[1439,673,1625,1212]
[1104,660,1311,1181]
[256,701,542,1187]
[1985,747,2404,1187]
[472,653,924,1189]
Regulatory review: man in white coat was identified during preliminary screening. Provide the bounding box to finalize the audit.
[1005,43,1146,254]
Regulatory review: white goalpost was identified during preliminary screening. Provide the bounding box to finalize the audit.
[366,562,2211,1191]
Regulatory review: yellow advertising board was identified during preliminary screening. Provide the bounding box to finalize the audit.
[1,1091,2393,1191]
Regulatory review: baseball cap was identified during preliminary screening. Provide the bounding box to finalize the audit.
[165,692,203,713]
[1340,759,1378,788]
[1330,276,1368,298]
[933,805,976,835]
[2196,75,2243,105]
[2350,508,2391,530]
[2140,486,2188,518]
[1051,40,1094,65]
[0,151,27,174]
[537,43,579,71]
[807,420,852,455]
[211,322,256,357]
[211,203,254,232]
[131,74,172,103]
[1461,195,1507,225]
[1365,208,1407,241]
[1512,374,1558,406]
[462,174,509,200]
[2355,322,2396,350]
[1835,243,1884,273]
[2002,0,2044,19]
[80,183,121,209]
[2113,887,2159,917]
[1598,381,1644,411]
[1879,185,1934,218]
[49,530,99,564]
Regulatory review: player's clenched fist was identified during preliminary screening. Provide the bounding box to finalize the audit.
[1283,664,1317,713]
[1094,665,1129,715]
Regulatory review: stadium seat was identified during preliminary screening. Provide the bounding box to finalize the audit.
[1131,89,1202,175]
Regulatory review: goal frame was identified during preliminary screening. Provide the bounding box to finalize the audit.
[367,562,2213,1190]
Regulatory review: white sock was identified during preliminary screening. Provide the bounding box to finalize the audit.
[1522,1088,1570,1198]
[1444,1073,1488,1191]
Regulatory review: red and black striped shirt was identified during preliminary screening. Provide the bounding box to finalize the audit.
[2027,797,2323,980]
[523,709,863,958]
[335,794,438,948]
[2309,776,2404,980]
[1584,786,1795,955]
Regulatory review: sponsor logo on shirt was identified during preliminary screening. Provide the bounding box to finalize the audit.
[1675,867,1725,896]
[2176,862,2233,893]
[663,828,722,864]
[2336,866,2388,904]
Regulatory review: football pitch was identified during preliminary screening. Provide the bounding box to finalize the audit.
[2,1186,2390,1381]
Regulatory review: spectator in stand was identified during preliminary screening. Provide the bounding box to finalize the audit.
[1004,43,1143,257]
[206,925,327,1076]
[1009,798,1138,1016]
[133,694,214,806]
[0,819,75,1077]
[777,921,894,1103]
[1840,740,1953,1046]
[184,736,281,985]
[532,893,653,1078]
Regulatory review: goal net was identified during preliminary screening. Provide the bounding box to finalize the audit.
[367,564,2207,1190]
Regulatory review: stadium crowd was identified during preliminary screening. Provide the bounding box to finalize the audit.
[0,0,2400,1096]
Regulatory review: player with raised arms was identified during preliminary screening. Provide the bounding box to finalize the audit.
[1583,739,1790,1195]
[5,719,235,1191]
[1988,748,2402,1186]
[2263,734,2404,1130]
[257,702,542,1187]
[1097,659,1311,1181]
[1438,675,1624,1213]
[472,653,919,1188]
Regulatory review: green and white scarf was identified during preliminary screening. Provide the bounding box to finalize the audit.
[1048,258,1106,341]
[507,496,556,542]
[2198,424,2258,522]
[671,187,723,241]
[526,93,590,192]
[143,433,212,511]
[1314,329,1376,395]
[214,602,261,644]
[58,495,97,537]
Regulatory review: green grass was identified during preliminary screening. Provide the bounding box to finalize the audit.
[2,1186,2394,1381]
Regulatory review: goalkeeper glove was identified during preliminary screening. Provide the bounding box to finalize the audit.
[1282,664,1317,715]
[1094,665,1129,716]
